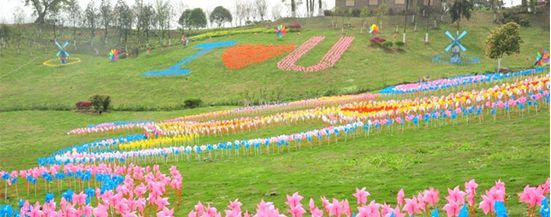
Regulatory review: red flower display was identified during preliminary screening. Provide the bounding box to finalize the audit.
[222,44,296,70]
[277,36,355,72]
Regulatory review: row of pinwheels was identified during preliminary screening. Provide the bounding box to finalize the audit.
[183,179,549,217]
[0,163,182,217]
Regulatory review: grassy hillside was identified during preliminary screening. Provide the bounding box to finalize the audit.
[0,109,548,215]
[0,12,548,111]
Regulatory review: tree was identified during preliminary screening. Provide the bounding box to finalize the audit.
[0,24,9,56]
[179,9,192,29]
[64,0,81,46]
[283,0,297,17]
[210,6,232,28]
[189,8,207,29]
[84,1,98,42]
[24,0,69,24]
[485,22,522,72]
[376,0,388,31]
[114,0,133,46]
[154,0,172,45]
[254,0,267,20]
[449,0,473,31]
[271,4,282,20]
[99,0,113,42]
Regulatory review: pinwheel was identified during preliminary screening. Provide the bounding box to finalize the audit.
[108,49,119,62]
[275,25,287,39]
[369,24,379,34]
[535,48,550,66]
[277,36,355,72]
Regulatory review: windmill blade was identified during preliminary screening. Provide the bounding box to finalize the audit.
[458,43,467,51]
[445,31,455,40]
[457,31,467,40]
[55,41,63,49]
[57,51,61,56]
[62,41,69,48]
[445,43,454,51]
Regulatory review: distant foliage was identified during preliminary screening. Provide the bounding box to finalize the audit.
[190,8,207,29]
[382,41,394,49]
[184,99,203,108]
[500,12,530,27]
[90,95,111,113]
[209,6,233,28]
[323,10,333,16]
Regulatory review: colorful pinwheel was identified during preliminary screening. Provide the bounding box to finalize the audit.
[369,24,380,34]
[275,25,287,39]
[535,48,550,66]
[108,49,119,62]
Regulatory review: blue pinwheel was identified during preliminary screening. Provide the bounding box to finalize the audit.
[444,31,467,52]
[55,40,70,64]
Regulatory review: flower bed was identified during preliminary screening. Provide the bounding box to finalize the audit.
[190,28,274,41]
[277,36,355,72]
[222,44,296,70]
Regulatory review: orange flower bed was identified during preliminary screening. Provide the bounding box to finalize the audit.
[222,44,296,70]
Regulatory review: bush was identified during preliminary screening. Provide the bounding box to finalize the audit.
[184,98,203,108]
[382,41,394,49]
[394,41,405,47]
[352,9,361,17]
[287,23,302,29]
[500,12,530,27]
[323,10,333,16]
[90,95,111,113]
[370,37,386,46]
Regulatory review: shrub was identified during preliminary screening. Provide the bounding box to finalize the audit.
[500,12,530,27]
[323,10,333,16]
[75,101,92,111]
[287,23,302,29]
[352,9,361,17]
[394,41,405,48]
[89,95,111,113]
[382,41,394,49]
[370,37,386,46]
[184,98,203,108]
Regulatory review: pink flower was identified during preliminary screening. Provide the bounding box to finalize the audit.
[288,205,305,217]
[353,187,370,205]
[464,179,478,207]
[479,194,495,214]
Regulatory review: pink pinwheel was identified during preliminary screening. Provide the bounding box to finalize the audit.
[286,192,304,208]
[93,203,108,217]
[157,207,175,217]
[443,200,461,217]
[353,187,370,205]
[341,199,351,217]
[327,199,342,217]
[397,189,405,207]
[357,201,381,217]
[402,198,421,216]
[289,205,305,217]
[478,194,495,214]
[309,198,316,213]
[228,199,242,213]
[446,186,466,205]
[30,202,44,217]
[541,178,550,195]
[518,185,545,208]
[311,207,323,217]
[464,179,478,206]
[423,188,439,207]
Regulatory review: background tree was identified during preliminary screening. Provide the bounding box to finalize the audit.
[179,9,192,29]
[376,0,388,31]
[114,0,134,47]
[210,6,233,28]
[271,4,282,20]
[83,1,98,43]
[63,0,81,48]
[99,0,113,43]
[283,0,297,17]
[0,25,10,56]
[24,0,69,24]
[450,0,473,32]
[154,0,171,46]
[255,0,268,20]
[189,8,207,29]
[485,22,522,72]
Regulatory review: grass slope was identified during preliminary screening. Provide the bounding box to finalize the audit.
[0,12,548,110]
[0,109,548,215]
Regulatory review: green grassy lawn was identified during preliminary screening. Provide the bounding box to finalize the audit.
[0,12,548,110]
[0,109,548,215]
